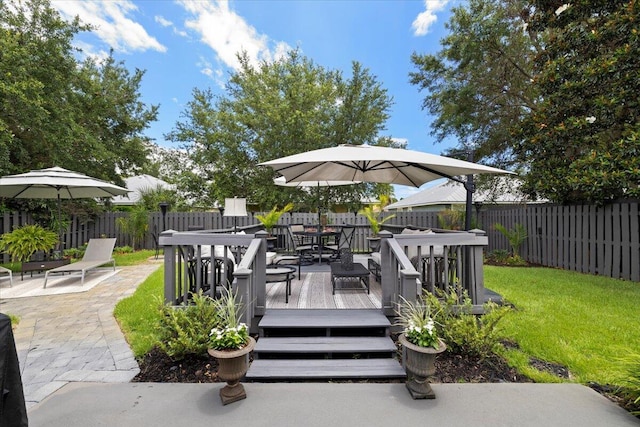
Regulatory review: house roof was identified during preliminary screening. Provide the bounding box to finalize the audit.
[385,178,545,211]
[111,175,174,205]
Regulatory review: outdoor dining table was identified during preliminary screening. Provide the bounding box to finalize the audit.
[295,226,341,265]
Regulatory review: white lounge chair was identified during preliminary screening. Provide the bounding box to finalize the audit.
[0,266,13,287]
[43,238,117,288]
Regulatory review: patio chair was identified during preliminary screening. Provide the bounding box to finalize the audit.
[272,225,314,279]
[325,225,355,260]
[43,238,117,288]
[0,266,13,287]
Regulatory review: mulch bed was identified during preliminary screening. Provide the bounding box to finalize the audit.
[133,345,531,385]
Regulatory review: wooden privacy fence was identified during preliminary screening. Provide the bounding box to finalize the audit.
[1,201,638,282]
[479,202,640,282]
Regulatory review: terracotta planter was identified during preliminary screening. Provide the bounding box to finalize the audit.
[208,336,256,405]
[398,334,446,399]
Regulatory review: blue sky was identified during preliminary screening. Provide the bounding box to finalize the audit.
[51,0,458,199]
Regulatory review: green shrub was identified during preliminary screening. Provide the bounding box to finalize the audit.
[486,249,510,264]
[0,224,59,262]
[64,247,85,260]
[617,351,640,415]
[114,245,134,254]
[158,291,221,360]
[426,285,512,359]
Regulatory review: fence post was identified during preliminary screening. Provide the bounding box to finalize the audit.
[159,230,177,305]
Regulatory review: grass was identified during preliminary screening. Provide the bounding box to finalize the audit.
[485,266,640,386]
[113,249,157,266]
[113,266,164,357]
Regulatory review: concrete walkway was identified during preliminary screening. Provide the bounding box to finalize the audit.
[0,261,161,407]
[28,382,640,427]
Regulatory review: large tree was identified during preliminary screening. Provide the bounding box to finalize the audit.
[167,50,395,210]
[0,0,157,186]
[410,0,640,204]
[517,0,640,203]
[409,0,538,169]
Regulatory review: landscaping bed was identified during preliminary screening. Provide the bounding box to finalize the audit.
[133,343,531,384]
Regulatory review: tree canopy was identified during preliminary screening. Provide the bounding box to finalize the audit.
[167,49,396,211]
[517,0,640,203]
[410,0,640,204]
[0,0,157,186]
[409,0,537,169]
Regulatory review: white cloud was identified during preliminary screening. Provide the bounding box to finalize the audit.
[155,15,172,27]
[412,0,449,36]
[52,0,166,54]
[178,0,291,71]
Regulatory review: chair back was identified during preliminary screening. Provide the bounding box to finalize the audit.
[287,225,307,250]
[337,225,355,250]
[82,238,117,262]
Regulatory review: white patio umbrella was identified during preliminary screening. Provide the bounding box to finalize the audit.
[261,144,514,229]
[0,166,130,249]
[261,144,511,187]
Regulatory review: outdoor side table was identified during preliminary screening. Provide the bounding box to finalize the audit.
[330,262,370,295]
[265,265,296,303]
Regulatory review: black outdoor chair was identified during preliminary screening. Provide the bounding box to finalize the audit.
[325,225,355,260]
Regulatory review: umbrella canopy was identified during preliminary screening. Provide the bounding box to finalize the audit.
[260,144,512,188]
[273,176,361,188]
[0,166,129,199]
[0,167,130,251]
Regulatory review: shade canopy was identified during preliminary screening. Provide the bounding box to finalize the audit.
[260,144,512,188]
[0,167,130,199]
[0,166,130,251]
[273,176,361,188]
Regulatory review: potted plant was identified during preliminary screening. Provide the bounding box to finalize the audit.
[362,197,396,251]
[208,288,255,405]
[255,203,294,236]
[395,294,446,399]
[0,224,67,274]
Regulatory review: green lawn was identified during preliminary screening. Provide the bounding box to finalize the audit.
[486,266,640,385]
[113,266,164,357]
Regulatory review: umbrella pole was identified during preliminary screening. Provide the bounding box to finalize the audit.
[57,192,63,256]
[317,184,321,226]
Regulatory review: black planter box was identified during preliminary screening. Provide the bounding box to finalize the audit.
[21,259,70,279]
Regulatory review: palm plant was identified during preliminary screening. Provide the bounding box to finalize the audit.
[494,222,527,260]
[255,203,294,235]
[116,205,149,250]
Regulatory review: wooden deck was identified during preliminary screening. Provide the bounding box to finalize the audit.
[265,264,382,310]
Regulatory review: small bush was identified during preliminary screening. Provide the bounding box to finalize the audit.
[486,249,510,264]
[426,285,512,359]
[114,245,134,254]
[617,351,640,415]
[158,292,221,360]
[64,247,85,260]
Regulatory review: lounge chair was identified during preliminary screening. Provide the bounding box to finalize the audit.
[0,266,13,287]
[43,238,117,288]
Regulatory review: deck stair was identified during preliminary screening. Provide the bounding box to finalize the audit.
[246,309,406,381]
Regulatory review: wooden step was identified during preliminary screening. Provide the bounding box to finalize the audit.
[246,358,406,380]
[254,337,397,354]
[259,309,391,330]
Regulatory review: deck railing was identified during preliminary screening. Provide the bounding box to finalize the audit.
[380,229,489,315]
[160,228,489,331]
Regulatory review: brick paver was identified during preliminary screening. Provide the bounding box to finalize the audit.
[0,261,161,408]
